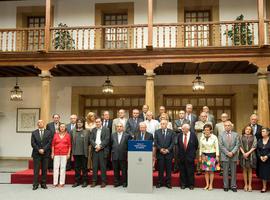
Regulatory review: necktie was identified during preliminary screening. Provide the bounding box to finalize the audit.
[184,134,187,150]
[104,120,108,128]
[227,133,232,146]
[40,130,43,140]
[162,130,166,140]
[141,133,144,140]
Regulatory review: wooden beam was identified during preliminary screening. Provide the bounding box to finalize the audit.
[258,0,265,47]
[45,0,52,52]
[147,0,153,49]
[0,68,25,76]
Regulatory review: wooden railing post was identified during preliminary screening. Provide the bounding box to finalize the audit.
[45,0,52,52]
[257,0,265,47]
[147,0,153,50]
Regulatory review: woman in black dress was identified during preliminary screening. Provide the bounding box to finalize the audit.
[257,127,270,193]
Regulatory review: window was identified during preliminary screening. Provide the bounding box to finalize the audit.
[184,10,211,47]
[103,13,128,49]
[81,95,145,118]
[27,16,45,50]
[164,94,234,123]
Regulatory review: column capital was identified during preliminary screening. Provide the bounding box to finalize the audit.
[39,70,53,79]
[138,60,162,70]
[250,58,270,69]
[35,63,55,71]
[257,68,269,78]
[144,69,156,77]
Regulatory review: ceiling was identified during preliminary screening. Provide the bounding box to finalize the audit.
[0,61,266,77]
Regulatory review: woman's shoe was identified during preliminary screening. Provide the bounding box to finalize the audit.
[261,188,267,193]
[248,186,252,192]
[52,184,58,188]
[208,186,213,191]
[244,185,248,192]
[203,186,209,190]
[58,184,64,187]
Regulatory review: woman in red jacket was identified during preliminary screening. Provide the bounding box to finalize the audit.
[51,123,71,187]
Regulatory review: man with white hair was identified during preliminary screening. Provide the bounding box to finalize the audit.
[112,109,127,133]
[202,106,215,127]
[154,120,175,189]
[126,109,143,137]
[219,120,239,192]
[185,104,197,130]
[144,111,159,136]
[177,123,198,190]
[214,113,229,137]
[134,122,153,141]
[249,114,262,140]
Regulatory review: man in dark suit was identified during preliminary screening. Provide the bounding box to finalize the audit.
[90,117,110,188]
[111,122,132,187]
[134,122,154,141]
[139,105,149,121]
[249,114,263,141]
[177,123,198,190]
[46,114,61,171]
[154,119,175,189]
[173,110,190,173]
[66,114,77,170]
[102,111,113,170]
[185,104,197,131]
[31,120,52,190]
[126,109,143,137]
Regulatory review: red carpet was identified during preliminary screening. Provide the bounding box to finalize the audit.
[11,160,264,190]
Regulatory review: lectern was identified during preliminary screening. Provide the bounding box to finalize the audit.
[127,140,153,193]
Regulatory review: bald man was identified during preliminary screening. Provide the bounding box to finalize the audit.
[31,120,52,190]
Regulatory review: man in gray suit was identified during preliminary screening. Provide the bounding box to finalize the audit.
[203,106,215,127]
[219,120,239,192]
[126,109,143,138]
[185,104,197,130]
[112,109,128,133]
[90,117,110,188]
[214,113,228,137]
[111,122,132,187]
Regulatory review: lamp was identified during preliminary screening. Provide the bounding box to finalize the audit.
[10,77,23,101]
[192,65,205,91]
[102,76,114,94]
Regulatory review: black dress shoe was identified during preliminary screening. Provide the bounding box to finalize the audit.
[41,184,47,189]
[91,182,97,188]
[156,184,162,188]
[114,183,121,187]
[123,183,127,188]
[32,185,38,190]
[189,186,194,190]
[166,184,172,189]
[181,185,186,189]
[82,182,88,188]
[231,188,237,192]
[72,183,80,187]
[224,188,229,192]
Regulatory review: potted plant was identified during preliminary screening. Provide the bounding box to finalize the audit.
[226,14,253,45]
[53,23,75,50]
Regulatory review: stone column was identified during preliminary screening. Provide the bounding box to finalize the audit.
[145,69,156,115]
[257,68,269,127]
[39,70,52,125]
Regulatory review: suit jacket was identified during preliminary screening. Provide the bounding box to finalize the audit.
[214,122,225,137]
[90,127,110,158]
[31,129,52,158]
[207,113,215,127]
[111,132,132,160]
[174,119,190,133]
[185,113,197,129]
[71,129,90,158]
[112,118,127,133]
[102,119,113,134]
[66,123,76,134]
[126,118,143,137]
[139,112,147,121]
[154,129,175,159]
[46,122,60,135]
[133,131,154,141]
[249,123,262,141]
[177,131,198,162]
[218,131,240,162]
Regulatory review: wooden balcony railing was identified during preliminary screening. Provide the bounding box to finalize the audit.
[0,20,264,52]
[0,28,45,52]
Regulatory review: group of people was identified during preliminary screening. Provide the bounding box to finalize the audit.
[31,104,270,193]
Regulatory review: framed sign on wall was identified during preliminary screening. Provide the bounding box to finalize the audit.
[16,108,40,133]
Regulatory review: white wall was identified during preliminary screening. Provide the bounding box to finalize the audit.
[0,74,268,158]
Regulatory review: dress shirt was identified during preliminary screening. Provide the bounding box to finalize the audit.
[144,119,159,135]
[95,128,102,146]
[182,131,190,147]
[117,132,123,144]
